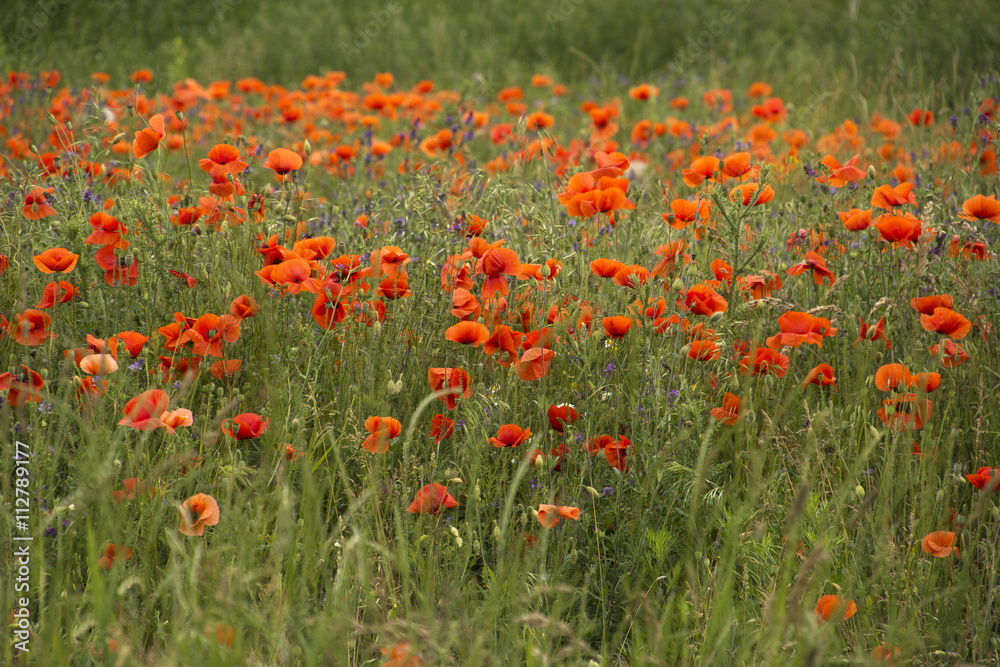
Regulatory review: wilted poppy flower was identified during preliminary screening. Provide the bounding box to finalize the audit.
[711,393,742,425]
[429,414,454,444]
[225,413,269,440]
[97,543,132,570]
[263,147,304,176]
[921,531,958,558]
[856,316,891,350]
[489,424,532,448]
[958,194,1000,223]
[161,408,194,431]
[815,594,857,623]
[602,316,633,339]
[32,247,79,274]
[23,187,57,220]
[361,416,401,453]
[80,354,118,376]
[516,348,556,381]
[548,404,580,432]
[132,114,165,159]
[0,365,45,406]
[800,363,837,389]
[920,307,971,339]
[119,389,171,431]
[537,504,580,529]
[965,466,1000,492]
[179,493,221,536]
[870,644,903,663]
[229,294,260,320]
[407,483,459,514]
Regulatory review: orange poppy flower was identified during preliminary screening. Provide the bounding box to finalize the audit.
[602,316,633,339]
[721,152,752,178]
[263,147,303,176]
[209,359,242,380]
[920,531,958,558]
[516,348,556,381]
[870,644,903,663]
[877,393,932,431]
[875,363,913,391]
[23,187,57,220]
[119,389,171,431]
[629,83,658,100]
[739,347,788,377]
[965,466,1000,492]
[590,258,624,278]
[874,213,922,248]
[229,294,260,320]
[445,321,490,347]
[489,424,532,448]
[80,354,118,376]
[225,413,269,440]
[817,154,865,188]
[199,144,248,178]
[959,194,1000,223]
[479,246,521,298]
[856,316,891,350]
[800,363,837,389]
[687,339,721,361]
[729,182,775,206]
[548,404,580,432]
[0,365,45,406]
[929,339,968,368]
[920,306,971,339]
[839,208,872,231]
[179,493,221,536]
[684,284,728,316]
[429,414,454,444]
[604,435,631,471]
[785,251,835,286]
[871,182,917,209]
[407,483,459,514]
[97,543,132,570]
[815,595,857,623]
[682,156,720,188]
[132,114,164,159]
[11,309,55,346]
[32,247,79,274]
[36,280,77,308]
[537,504,581,529]
[911,294,953,315]
[361,416,401,453]
[311,291,347,330]
[711,393,742,424]
[179,313,242,356]
[483,325,523,365]
[664,197,711,229]
[766,311,824,349]
[428,367,473,409]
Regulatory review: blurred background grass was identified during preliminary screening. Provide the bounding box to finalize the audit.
[1,0,997,96]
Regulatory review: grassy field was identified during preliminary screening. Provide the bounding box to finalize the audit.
[2,4,1000,665]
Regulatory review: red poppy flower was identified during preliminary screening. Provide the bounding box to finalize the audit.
[817,154,866,187]
[0,365,45,406]
[32,247,79,274]
[958,194,1000,223]
[36,280,77,308]
[23,187,57,220]
[178,313,242,357]
[429,414,454,444]
[687,340,721,361]
[262,147,304,176]
[97,543,132,570]
[786,251,835,286]
[838,207,872,231]
[711,393,742,425]
[682,156,720,188]
[225,413,270,440]
[871,182,917,209]
[815,595,857,623]
[119,389,170,431]
[604,435,631,471]
[445,321,490,347]
[877,393,932,431]
[311,290,348,330]
[489,424,532,448]
[199,144,248,178]
[729,182,775,206]
[966,466,1000,492]
[483,325,523,365]
[740,347,789,377]
[547,404,580,432]
[664,197,711,230]
[929,339,969,368]
[407,483,459,514]
[920,307,971,339]
[361,416,401,453]
[856,316,891,350]
[590,258,625,278]
[537,504,581,529]
[766,311,824,349]
[875,363,913,391]
[132,114,165,159]
[229,294,260,320]
[515,348,556,381]
[921,531,958,558]
[684,284,728,316]
[85,212,129,248]
[800,363,837,389]
[11,309,55,346]
[209,359,242,380]
[428,367,473,409]
[179,493,221,536]
[602,316,633,339]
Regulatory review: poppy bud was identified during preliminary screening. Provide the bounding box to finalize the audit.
[304,139,312,156]
[474,484,480,500]
[672,278,685,292]
[854,485,865,499]
[680,344,691,356]
[127,106,134,117]
[867,165,877,179]
[80,301,89,308]
[709,311,724,322]
[290,418,302,433]
[114,458,121,467]
[175,111,184,123]
[764,374,775,387]
[30,144,39,154]
[585,486,601,499]
[473,539,481,555]
[372,321,382,336]
[40,368,49,379]
[112,132,126,144]
[216,386,225,397]
[493,524,501,542]
[449,525,460,539]
[935,489,944,502]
